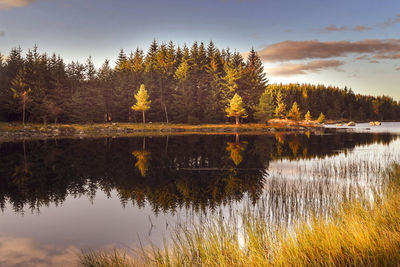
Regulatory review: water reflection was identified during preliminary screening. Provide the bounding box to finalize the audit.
[0,234,77,267]
[0,132,397,214]
[132,137,151,176]
[226,134,248,166]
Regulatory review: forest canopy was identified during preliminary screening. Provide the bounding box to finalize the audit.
[0,41,399,124]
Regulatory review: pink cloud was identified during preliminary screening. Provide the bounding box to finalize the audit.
[354,25,371,31]
[257,39,400,62]
[266,60,344,76]
[0,0,37,9]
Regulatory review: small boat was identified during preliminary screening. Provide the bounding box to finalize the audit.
[369,121,375,126]
[374,121,381,126]
[336,123,343,127]
[346,121,356,126]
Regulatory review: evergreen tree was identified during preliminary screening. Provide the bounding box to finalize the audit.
[0,43,399,124]
[254,88,274,122]
[132,84,151,123]
[226,93,247,125]
[220,62,240,114]
[238,48,268,120]
[287,101,301,121]
[11,70,31,125]
[172,57,194,123]
[98,59,113,122]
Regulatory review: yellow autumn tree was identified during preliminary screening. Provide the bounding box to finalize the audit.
[274,90,286,119]
[287,101,301,121]
[132,84,151,123]
[318,112,325,123]
[305,110,312,121]
[225,93,247,125]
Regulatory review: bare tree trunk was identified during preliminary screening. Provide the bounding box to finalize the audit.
[163,103,169,123]
[142,111,146,124]
[235,116,239,125]
[22,97,26,126]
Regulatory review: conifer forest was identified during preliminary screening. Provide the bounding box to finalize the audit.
[1,40,399,124]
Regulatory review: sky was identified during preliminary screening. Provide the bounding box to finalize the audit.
[0,0,399,100]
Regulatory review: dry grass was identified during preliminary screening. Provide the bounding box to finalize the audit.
[79,249,135,267]
[79,164,400,267]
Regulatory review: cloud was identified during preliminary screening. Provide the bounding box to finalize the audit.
[315,14,399,33]
[354,25,371,31]
[355,55,369,60]
[323,25,347,32]
[0,0,36,9]
[373,53,400,59]
[0,234,78,267]
[266,60,344,76]
[257,39,400,62]
[315,25,371,33]
[381,13,400,28]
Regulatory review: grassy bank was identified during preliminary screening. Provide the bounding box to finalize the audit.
[79,164,400,266]
[0,121,321,132]
[0,121,323,142]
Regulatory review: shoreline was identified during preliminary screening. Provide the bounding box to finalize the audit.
[0,122,326,142]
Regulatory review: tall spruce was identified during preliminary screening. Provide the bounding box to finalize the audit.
[254,87,274,122]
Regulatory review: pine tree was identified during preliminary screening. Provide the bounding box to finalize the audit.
[11,69,31,125]
[172,57,194,123]
[115,49,129,71]
[132,84,151,123]
[220,62,240,113]
[238,48,268,119]
[274,90,286,119]
[226,93,247,125]
[287,101,301,121]
[305,110,311,121]
[254,88,274,122]
[98,59,113,122]
[317,112,325,123]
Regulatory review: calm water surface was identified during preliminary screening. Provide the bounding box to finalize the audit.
[1,123,400,266]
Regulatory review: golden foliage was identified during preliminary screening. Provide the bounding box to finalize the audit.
[132,150,151,176]
[132,84,151,112]
[226,141,247,166]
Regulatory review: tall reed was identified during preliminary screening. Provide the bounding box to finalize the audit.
[80,164,400,266]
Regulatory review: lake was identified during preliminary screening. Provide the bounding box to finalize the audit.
[1,123,400,266]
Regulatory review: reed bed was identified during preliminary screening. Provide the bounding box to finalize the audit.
[79,163,400,266]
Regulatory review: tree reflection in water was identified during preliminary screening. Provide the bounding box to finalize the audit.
[132,137,151,177]
[0,131,397,215]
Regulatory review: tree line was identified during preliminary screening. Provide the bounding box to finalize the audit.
[0,41,399,124]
